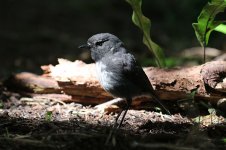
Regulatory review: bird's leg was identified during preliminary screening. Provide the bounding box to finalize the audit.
[116,97,132,129]
[113,108,124,128]
[105,98,132,145]
[105,108,124,145]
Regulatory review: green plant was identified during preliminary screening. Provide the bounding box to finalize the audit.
[45,111,53,122]
[0,100,3,109]
[4,127,9,138]
[214,23,226,34]
[192,0,226,63]
[126,0,166,67]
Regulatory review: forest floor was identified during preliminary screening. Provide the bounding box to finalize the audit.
[0,87,225,150]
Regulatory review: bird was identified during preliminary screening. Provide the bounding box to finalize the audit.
[79,33,170,141]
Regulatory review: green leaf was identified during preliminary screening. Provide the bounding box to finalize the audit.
[189,90,197,100]
[45,111,53,122]
[126,0,165,67]
[214,23,226,34]
[208,108,217,115]
[192,0,226,47]
[0,100,3,109]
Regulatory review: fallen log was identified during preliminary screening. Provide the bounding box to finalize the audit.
[5,59,226,108]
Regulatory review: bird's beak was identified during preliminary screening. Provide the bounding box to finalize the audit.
[78,43,91,49]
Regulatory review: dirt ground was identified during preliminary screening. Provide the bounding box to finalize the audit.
[1,1,226,149]
[0,87,225,150]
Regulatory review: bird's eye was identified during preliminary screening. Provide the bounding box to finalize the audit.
[95,41,103,46]
[95,39,108,46]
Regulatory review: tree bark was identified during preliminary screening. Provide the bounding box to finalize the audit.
[5,59,226,106]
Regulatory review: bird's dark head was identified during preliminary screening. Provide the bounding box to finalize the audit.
[79,33,125,62]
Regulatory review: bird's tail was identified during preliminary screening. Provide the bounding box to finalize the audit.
[149,92,171,115]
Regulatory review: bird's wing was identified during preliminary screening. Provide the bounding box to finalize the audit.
[106,52,170,114]
[122,53,171,115]
[121,53,154,93]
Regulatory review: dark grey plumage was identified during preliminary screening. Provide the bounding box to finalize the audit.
[83,33,156,100]
[79,33,169,131]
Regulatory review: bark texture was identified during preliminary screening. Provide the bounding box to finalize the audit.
[5,59,226,106]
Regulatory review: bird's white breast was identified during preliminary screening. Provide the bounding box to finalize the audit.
[95,61,116,91]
